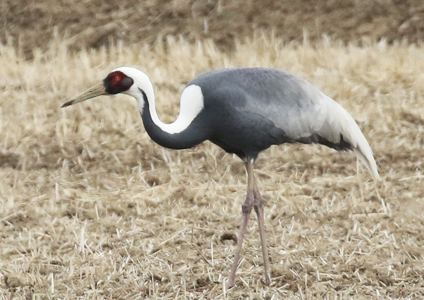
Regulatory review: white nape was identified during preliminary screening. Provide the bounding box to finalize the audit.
[116,67,205,135]
[151,84,204,134]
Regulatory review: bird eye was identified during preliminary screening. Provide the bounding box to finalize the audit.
[114,75,120,81]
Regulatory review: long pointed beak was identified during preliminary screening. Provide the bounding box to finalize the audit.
[61,83,107,108]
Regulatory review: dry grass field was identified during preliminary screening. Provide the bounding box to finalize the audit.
[1,37,424,299]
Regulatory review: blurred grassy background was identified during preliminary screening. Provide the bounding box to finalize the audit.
[2,0,424,57]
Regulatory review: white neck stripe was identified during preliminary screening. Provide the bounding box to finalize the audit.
[115,67,205,135]
[149,84,204,134]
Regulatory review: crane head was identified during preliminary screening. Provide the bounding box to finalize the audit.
[61,70,134,108]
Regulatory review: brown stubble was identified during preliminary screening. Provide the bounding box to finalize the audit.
[1,37,424,298]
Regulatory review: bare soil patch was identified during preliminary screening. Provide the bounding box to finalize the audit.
[2,0,424,58]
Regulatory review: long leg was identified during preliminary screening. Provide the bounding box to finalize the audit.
[226,160,271,288]
[226,161,255,288]
[252,182,271,285]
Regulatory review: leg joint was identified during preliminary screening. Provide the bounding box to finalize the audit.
[253,202,263,214]
[242,203,253,214]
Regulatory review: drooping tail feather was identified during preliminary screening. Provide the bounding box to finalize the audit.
[352,147,380,181]
[331,102,380,181]
[316,91,380,181]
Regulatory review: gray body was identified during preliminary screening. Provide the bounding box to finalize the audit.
[139,67,377,178]
[188,68,350,159]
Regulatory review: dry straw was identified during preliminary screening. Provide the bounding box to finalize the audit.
[1,36,424,299]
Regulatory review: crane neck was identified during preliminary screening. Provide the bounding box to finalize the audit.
[121,69,208,149]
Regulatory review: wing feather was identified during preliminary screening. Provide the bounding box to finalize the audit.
[273,77,380,181]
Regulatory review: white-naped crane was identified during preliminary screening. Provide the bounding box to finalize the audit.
[62,67,380,287]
